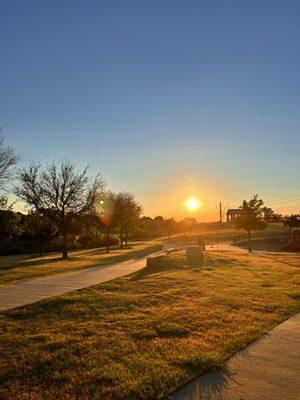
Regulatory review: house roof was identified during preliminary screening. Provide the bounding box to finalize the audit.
[226,208,242,215]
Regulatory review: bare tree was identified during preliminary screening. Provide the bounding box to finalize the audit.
[94,191,117,253]
[0,131,18,203]
[15,163,44,210]
[16,160,105,258]
[115,192,142,247]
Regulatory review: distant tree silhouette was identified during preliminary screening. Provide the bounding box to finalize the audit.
[0,208,22,243]
[15,163,44,210]
[164,218,176,239]
[94,191,117,253]
[16,161,105,258]
[262,206,275,222]
[235,194,268,252]
[272,213,283,223]
[25,211,57,255]
[0,132,18,189]
[0,131,18,206]
[115,192,142,247]
[283,214,300,233]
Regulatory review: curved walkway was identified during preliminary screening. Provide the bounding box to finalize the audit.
[0,248,165,312]
[167,313,300,400]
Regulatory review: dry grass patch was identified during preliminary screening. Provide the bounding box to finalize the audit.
[0,250,299,399]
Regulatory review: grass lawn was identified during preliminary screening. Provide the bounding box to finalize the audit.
[0,250,299,399]
[0,242,162,286]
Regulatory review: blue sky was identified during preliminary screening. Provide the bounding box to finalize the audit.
[1,0,299,219]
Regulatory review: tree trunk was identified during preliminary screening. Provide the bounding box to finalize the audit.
[38,239,43,257]
[248,231,252,253]
[61,212,68,259]
[62,217,68,259]
[125,229,128,246]
[120,227,123,249]
[62,231,68,259]
[106,226,110,254]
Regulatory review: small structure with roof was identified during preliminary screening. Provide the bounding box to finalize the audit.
[226,208,242,223]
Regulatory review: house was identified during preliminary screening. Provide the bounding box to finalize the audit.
[226,208,242,223]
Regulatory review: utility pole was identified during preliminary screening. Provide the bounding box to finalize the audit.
[219,201,222,223]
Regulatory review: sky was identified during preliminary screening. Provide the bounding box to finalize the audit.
[1,0,299,220]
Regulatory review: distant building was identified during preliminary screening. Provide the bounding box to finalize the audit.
[226,208,242,223]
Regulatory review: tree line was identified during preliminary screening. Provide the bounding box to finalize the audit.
[0,134,198,258]
[1,134,299,258]
[235,194,300,252]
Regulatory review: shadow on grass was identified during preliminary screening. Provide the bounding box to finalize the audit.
[252,252,300,268]
[165,366,238,400]
[131,257,188,281]
[1,244,163,272]
[131,252,243,281]
[1,256,65,270]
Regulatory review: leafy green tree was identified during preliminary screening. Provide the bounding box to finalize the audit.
[283,214,300,233]
[235,194,268,252]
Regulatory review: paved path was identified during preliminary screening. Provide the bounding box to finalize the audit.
[0,249,165,312]
[168,313,300,400]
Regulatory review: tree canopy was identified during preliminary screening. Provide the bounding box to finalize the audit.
[16,160,105,258]
[235,194,268,252]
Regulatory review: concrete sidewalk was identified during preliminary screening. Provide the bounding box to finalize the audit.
[168,313,300,400]
[0,250,164,312]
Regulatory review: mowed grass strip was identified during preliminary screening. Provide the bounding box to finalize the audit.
[0,250,299,399]
[0,242,162,286]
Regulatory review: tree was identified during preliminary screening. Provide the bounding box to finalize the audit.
[0,132,18,189]
[0,209,22,243]
[164,218,176,239]
[115,192,142,247]
[235,194,268,252]
[272,213,283,223]
[15,163,44,210]
[25,211,57,255]
[283,214,300,234]
[94,191,117,253]
[262,206,275,222]
[0,131,18,206]
[16,161,105,258]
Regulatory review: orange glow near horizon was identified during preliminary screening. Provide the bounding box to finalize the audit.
[185,197,202,211]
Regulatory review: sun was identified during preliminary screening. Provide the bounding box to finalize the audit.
[185,197,201,210]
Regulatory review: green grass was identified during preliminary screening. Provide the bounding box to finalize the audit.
[0,250,299,399]
[0,242,162,286]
